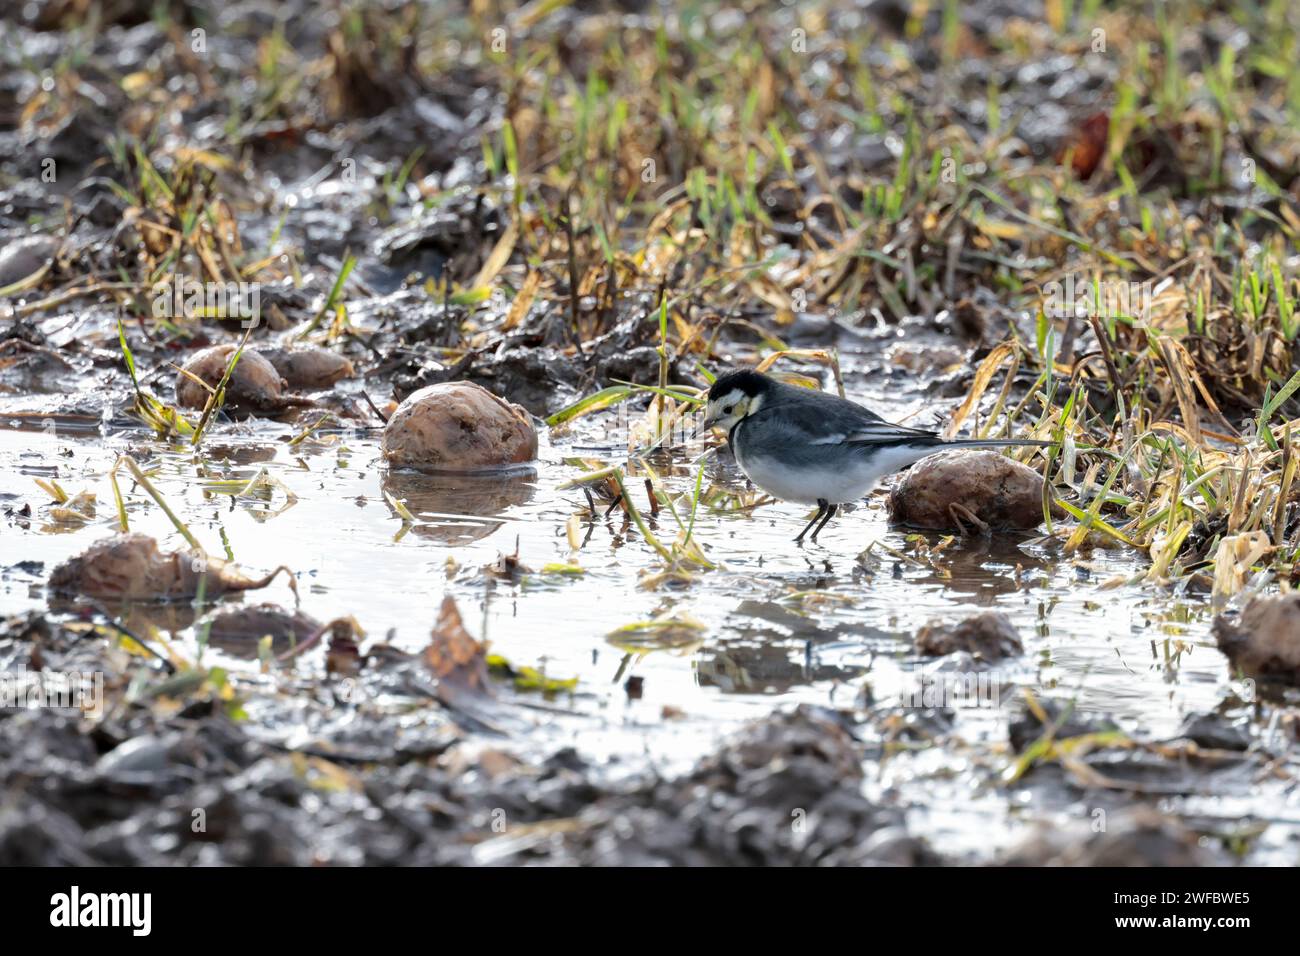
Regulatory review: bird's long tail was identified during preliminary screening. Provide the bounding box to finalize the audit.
[941,438,1053,448]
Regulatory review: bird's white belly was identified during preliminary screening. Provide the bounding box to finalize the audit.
[734,443,932,504]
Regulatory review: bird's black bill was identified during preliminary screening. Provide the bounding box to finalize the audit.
[692,413,718,441]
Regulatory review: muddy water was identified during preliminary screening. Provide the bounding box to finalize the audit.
[1,381,1255,859]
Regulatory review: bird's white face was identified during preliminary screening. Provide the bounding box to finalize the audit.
[700,387,757,433]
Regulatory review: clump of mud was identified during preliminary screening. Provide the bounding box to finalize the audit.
[538,706,937,866]
[382,381,537,471]
[174,343,353,415]
[889,449,1045,532]
[257,346,354,389]
[1213,592,1300,685]
[915,611,1023,662]
[174,345,288,412]
[48,534,290,601]
[199,603,322,659]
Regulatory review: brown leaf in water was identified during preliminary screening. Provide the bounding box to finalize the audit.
[425,595,493,698]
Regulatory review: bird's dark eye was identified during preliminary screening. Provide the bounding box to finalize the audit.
[723,405,734,415]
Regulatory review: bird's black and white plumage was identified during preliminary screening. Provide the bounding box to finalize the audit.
[700,369,1047,543]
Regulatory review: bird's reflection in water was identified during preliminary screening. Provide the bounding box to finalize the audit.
[697,643,868,695]
[695,598,881,695]
[381,467,537,545]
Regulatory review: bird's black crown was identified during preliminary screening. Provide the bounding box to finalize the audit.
[708,369,769,400]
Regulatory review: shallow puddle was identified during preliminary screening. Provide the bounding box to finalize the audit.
[1,393,1268,859]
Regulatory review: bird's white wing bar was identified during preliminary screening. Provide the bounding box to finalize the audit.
[850,423,936,443]
[809,423,935,445]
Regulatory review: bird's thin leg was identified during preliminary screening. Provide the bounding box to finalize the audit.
[794,500,828,544]
[809,503,838,542]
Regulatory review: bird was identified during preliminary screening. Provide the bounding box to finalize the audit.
[698,369,1049,544]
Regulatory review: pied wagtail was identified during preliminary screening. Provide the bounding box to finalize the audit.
[699,369,1049,543]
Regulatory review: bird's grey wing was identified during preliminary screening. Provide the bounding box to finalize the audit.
[757,393,938,447]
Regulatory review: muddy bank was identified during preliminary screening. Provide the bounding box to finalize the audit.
[1,602,1284,866]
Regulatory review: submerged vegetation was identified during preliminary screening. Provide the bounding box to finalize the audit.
[2,0,1300,867]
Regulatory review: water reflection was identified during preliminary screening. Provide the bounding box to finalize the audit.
[698,645,868,695]
[900,534,1057,602]
[381,467,537,544]
[692,598,893,695]
[45,596,202,636]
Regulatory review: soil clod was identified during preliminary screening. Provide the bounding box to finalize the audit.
[382,381,537,472]
[889,449,1047,532]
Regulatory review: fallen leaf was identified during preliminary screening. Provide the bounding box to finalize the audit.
[425,595,493,698]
